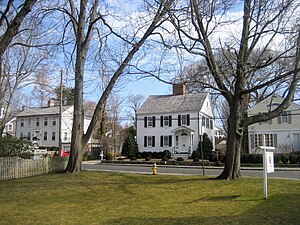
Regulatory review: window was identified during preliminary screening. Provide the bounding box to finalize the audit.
[52,132,56,141]
[254,134,277,148]
[164,116,169,126]
[20,119,24,127]
[202,116,205,126]
[52,117,57,126]
[64,132,68,141]
[20,132,23,138]
[44,117,48,126]
[28,118,31,127]
[144,116,156,127]
[182,115,187,125]
[280,111,291,124]
[27,132,31,141]
[44,132,48,141]
[148,117,153,127]
[144,136,155,147]
[206,117,209,128]
[161,115,172,127]
[160,135,172,147]
[210,119,213,130]
[178,114,190,126]
[36,118,40,126]
[7,124,13,131]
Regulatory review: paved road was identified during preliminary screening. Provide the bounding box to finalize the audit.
[83,162,300,180]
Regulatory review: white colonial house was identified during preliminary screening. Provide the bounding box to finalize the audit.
[136,84,215,156]
[248,95,300,154]
[15,101,91,151]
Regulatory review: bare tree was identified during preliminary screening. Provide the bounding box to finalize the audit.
[127,94,145,128]
[168,0,300,180]
[63,0,176,172]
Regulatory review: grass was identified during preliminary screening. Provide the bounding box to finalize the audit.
[0,172,299,225]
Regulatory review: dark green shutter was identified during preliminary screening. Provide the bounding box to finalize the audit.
[144,136,147,147]
[169,115,172,127]
[169,135,172,147]
[152,136,155,147]
[144,117,147,127]
[160,116,163,127]
[178,115,181,126]
[187,114,190,126]
[152,116,156,127]
[160,136,163,147]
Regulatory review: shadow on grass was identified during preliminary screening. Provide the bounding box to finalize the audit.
[106,193,300,225]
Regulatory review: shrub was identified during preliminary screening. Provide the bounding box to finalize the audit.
[106,153,113,160]
[121,126,138,158]
[157,152,163,159]
[241,154,250,163]
[130,157,137,161]
[281,154,289,164]
[191,150,200,159]
[146,152,153,158]
[162,150,172,159]
[136,152,142,159]
[152,152,158,159]
[218,154,225,163]
[289,154,298,164]
[162,156,169,161]
[193,158,199,162]
[145,157,151,161]
[248,154,257,164]
[274,154,281,164]
[177,157,184,161]
[0,137,32,158]
[256,154,263,164]
[209,152,217,162]
[141,151,148,159]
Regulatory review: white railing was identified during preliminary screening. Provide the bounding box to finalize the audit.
[0,156,68,181]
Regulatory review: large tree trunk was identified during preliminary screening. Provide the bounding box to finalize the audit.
[217,101,243,180]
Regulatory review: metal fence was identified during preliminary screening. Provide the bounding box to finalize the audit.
[0,156,68,181]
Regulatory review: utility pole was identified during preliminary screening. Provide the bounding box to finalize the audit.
[58,69,63,155]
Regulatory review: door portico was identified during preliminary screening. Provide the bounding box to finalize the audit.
[172,126,195,155]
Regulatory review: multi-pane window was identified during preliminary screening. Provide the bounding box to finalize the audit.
[52,132,56,141]
[20,119,24,127]
[210,119,213,130]
[144,136,155,147]
[64,132,68,141]
[36,118,40,126]
[52,117,56,126]
[163,136,169,147]
[44,132,48,141]
[28,118,31,127]
[202,116,205,126]
[206,117,209,128]
[254,134,277,148]
[181,115,187,125]
[147,136,153,147]
[44,117,48,126]
[8,124,13,131]
[164,116,169,126]
[147,117,153,127]
[20,133,23,138]
[281,111,291,123]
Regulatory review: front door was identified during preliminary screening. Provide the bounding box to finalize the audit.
[179,135,189,153]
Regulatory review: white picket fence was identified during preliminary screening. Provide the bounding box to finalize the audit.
[0,157,68,181]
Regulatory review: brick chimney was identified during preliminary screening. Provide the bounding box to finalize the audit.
[48,99,59,107]
[172,83,186,95]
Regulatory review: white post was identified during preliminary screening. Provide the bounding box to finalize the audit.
[263,134,268,199]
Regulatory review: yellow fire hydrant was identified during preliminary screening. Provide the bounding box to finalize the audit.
[152,163,158,175]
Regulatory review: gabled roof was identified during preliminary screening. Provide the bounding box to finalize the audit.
[16,106,73,117]
[247,95,300,113]
[137,93,208,115]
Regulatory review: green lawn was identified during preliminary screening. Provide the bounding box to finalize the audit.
[0,172,299,225]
